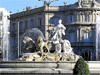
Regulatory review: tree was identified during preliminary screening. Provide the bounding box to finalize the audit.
[73,57,90,75]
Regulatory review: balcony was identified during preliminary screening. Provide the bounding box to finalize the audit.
[66,22,95,26]
[71,42,95,47]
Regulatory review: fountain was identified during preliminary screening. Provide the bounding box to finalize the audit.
[0,19,81,74]
[1,19,100,74]
[19,19,80,61]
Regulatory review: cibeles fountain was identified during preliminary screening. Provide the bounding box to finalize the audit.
[0,20,80,74]
[20,19,80,62]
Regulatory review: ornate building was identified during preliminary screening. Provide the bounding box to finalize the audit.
[0,8,10,60]
[10,0,100,60]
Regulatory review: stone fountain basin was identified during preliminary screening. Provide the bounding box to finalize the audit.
[0,61,100,69]
[0,61,75,69]
[0,61,100,74]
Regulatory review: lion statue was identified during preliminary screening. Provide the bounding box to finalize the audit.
[23,36,49,53]
[36,36,49,53]
[23,36,37,52]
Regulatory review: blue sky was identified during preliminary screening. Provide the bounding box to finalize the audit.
[0,0,77,13]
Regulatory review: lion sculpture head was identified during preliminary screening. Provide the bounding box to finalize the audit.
[23,36,34,44]
[23,36,36,51]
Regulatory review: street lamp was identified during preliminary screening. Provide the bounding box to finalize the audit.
[38,0,59,6]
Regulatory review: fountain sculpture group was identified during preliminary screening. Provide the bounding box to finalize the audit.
[20,20,80,61]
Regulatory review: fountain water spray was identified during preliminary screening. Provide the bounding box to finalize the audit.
[96,15,100,60]
[1,8,10,61]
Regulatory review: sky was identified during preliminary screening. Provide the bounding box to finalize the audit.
[0,0,77,13]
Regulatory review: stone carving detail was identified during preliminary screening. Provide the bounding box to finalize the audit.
[19,53,80,62]
[63,40,72,53]
[55,43,61,53]
[81,0,92,7]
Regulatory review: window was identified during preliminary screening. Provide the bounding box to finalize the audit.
[69,32,75,42]
[83,31,90,42]
[12,37,15,47]
[52,18,59,25]
[38,18,42,26]
[0,16,2,21]
[82,51,92,61]
[70,16,74,22]
[11,23,16,31]
[19,22,23,30]
[30,19,34,28]
[85,15,89,22]
[25,21,28,29]
[0,12,2,21]
[78,15,80,22]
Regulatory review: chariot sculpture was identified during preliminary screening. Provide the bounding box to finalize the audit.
[20,20,80,61]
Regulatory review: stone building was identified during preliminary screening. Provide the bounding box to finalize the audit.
[0,8,10,60]
[10,0,100,60]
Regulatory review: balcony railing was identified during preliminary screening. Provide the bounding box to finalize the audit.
[71,42,95,47]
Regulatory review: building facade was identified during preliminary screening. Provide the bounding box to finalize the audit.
[10,0,100,60]
[0,8,10,60]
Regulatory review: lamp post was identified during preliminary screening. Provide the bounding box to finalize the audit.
[18,20,20,58]
[38,0,59,40]
[38,0,59,6]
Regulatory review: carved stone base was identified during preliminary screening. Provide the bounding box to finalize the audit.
[19,52,80,62]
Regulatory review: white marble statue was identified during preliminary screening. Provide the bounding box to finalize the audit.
[52,19,72,54]
[55,43,62,53]
[52,19,66,42]
[63,40,72,53]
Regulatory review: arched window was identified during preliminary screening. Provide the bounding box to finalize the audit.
[83,31,90,42]
[19,22,23,31]
[11,23,16,31]
[12,37,15,47]
[82,51,92,61]
[38,18,42,26]
[25,20,28,29]
[70,15,74,23]
[30,19,34,28]
[69,31,75,42]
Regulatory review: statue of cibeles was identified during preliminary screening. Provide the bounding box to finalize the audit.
[52,19,66,42]
[52,19,66,53]
[52,19,73,54]
[20,21,80,62]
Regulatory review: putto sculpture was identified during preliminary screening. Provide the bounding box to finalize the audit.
[20,20,80,61]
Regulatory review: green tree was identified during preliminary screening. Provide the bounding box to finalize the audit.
[73,57,90,75]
